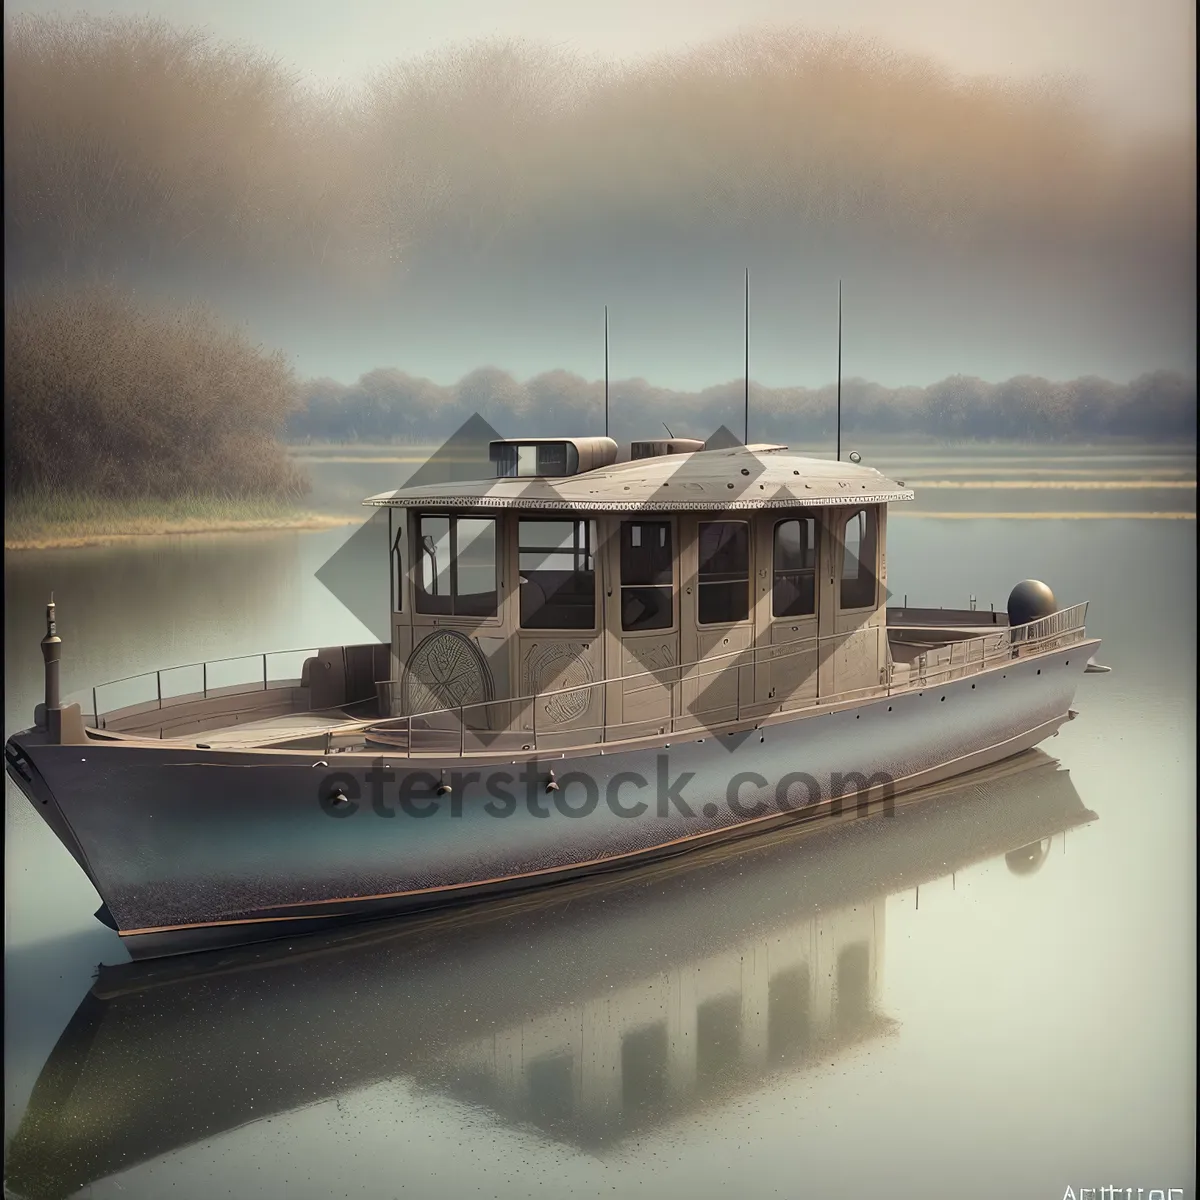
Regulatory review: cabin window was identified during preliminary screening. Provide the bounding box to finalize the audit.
[620,520,673,631]
[839,508,878,610]
[492,441,578,478]
[415,514,498,617]
[519,519,597,630]
[773,517,817,617]
[697,521,750,624]
[390,518,403,614]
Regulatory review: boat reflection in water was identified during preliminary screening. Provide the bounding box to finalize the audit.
[5,750,1096,1199]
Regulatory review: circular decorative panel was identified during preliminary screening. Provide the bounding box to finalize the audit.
[402,631,494,717]
[524,642,595,725]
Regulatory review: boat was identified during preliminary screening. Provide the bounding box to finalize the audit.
[4,433,1108,960]
[3,751,1097,1200]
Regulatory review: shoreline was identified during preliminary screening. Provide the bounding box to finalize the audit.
[7,508,1194,552]
[5,513,360,552]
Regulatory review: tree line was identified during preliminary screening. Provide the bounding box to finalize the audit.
[289,367,1197,444]
[5,284,1192,510]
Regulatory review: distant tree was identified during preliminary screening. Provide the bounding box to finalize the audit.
[5,284,306,497]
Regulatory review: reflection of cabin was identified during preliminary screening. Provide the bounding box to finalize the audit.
[375,439,914,742]
[424,899,889,1148]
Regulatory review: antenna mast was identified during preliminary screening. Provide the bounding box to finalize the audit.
[836,280,843,462]
[743,268,750,446]
[604,305,610,439]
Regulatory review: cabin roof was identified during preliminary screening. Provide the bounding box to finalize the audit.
[363,444,914,511]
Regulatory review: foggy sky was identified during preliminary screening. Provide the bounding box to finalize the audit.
[5,6,1195,391]
[11,0,1195,133]
[194,242,1193,391]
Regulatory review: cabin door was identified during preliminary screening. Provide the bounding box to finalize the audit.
[514,517,606,749]
[680,516,755,730]
[829,505,885,697]
[603,516,679,741]
[754,511,821,711]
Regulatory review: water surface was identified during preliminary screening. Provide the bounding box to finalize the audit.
[4,446,1195,1198]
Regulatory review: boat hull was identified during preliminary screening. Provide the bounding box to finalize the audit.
[5,643,1096,959]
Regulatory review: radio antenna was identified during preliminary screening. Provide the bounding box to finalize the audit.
[604,304,610,439]
[743,268,750,446]
[663,422,675,439]
[836,279,842,462]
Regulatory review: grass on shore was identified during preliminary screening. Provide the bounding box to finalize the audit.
[5,490,357,550]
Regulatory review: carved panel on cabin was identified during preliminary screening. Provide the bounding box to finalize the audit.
[623,639,676,675]
[523,641,597,727]
[402,630,495,717]
[681,625,753,726]
[620,637,676,736]
[831,624,881,696]
[766,623,819,707]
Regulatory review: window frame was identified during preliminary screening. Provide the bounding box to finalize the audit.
[390,509,403,614]
[619,519,676,632]
[696,519,752,626]
[517,517,599,631]
[838,507,879,612]
[413,511,500,619]
[771,515,819,619]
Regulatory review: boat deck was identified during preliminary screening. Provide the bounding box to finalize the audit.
[196,713,353,749]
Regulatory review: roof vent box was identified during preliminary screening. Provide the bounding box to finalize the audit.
[630,438,705,461]
[490,437,618,478]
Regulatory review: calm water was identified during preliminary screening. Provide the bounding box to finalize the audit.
[4,446,1196,1199]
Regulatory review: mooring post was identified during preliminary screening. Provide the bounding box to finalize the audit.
[40,597,62,720]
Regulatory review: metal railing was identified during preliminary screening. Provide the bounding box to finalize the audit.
[353,604,1090,758]
[1008,602,1089,649]
[66,603,1089,748]
[65,648,322,730]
